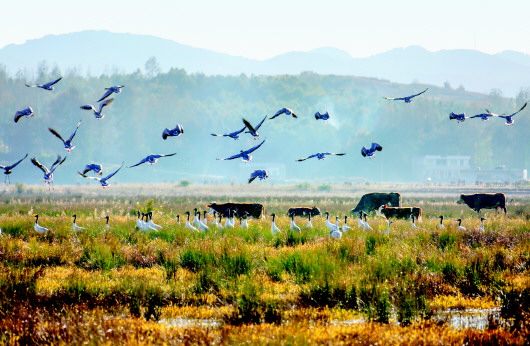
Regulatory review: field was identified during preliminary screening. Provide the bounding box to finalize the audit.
[0,184,529,345]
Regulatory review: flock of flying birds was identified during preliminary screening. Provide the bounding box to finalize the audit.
[1,79,527,188]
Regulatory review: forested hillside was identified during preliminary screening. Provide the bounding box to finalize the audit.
[0,66,528,184]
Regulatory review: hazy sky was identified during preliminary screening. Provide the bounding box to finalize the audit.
[2,0,529,59]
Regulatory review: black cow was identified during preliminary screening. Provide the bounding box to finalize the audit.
[351,192,401,215]
[208,202,264,219]
[457,193,507,214]
[287,206,321,217]
[378,205,422,220]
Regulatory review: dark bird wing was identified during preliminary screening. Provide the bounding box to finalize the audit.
[242,139,266,155]
[5,153,28,170]
[231,126,247,136]
[408,88,429,99]
[269,108,286,119]
[506,102,527,118]
[297,153,319,162]
[30,158,49,174]
[218,152,242,161]
[370,143,383,152]
[361,147,369,157]
[331,153,346,156]
[97,89,114,102]
[50,156,66,173]
[98,98,114,112]
[43,77,62,88]
[129,157,148,168]
[159,153,177,158]
[48,128,66,144]
[67,121,81,143]
[80,104,95,111]
[242,118,257,134]
[103,163,124,181]
[253,116,267,130]
[162,128,170,140]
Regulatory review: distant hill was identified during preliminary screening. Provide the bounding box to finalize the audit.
[1,31,530,95]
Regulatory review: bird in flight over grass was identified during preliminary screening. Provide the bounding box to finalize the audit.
[48,121,82,152]
[485,102,527,125]
[270,107,297,120]
[384,88,428,103]
[242,116,267,138]
[314,111,330,120]
[0,153,28,184]
[31,155,67,184]
[129,153,176,168]
[248,169,269,183]
[217,140,266,162]
[78,163,103,177]
[162,124,184,139]
[97,85,124,102]
[361,143,383,157]
[25,77,62,91]
[297,152,346,161]
[211,125,247,140]
[14,107,34,123]
[80,162,124,187]
[80,98,114,119]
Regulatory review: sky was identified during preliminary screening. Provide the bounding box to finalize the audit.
[1,0,529,59]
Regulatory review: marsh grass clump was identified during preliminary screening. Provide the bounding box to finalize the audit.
[180,249,215,272]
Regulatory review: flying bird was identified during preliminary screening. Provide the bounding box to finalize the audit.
[80,98,114,119]
[48,121,82,152]
[270,107,297,120]
[78,163,103,177]
[129,153,176,168]
[211,126,246,140]
[80,163,124,187]
[297,152,346,161]
[242,116,267,138]
[384,88,428,103]
[97,85,124,102]
[30,155,67,184]
[486,102,527,125]
[361,143,383,158]
[217,139,265,162]
[14,107,34,123]
[314,111,330,120]
[248,169,269,183]
[162,124,184,139]
[0,153,28,184]
[25,77,62,91]
[469,112,494,121]
[449,112,468,123]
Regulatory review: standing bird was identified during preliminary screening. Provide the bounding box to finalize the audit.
[176,214,181,225]
[357,212,366,229]
[129,153,176,168]
[270,213,281,234]
[297,152,346,161]
[363,213,373,231]
[14,107,34,123]
[330,219,342,239]
[384,88,428,103]
[147,212,162,230]
[97,85,124,102]
[342,216,351,232]
[314,111,330,120]
[202,211,209,226]
[1,153,28,184]
[136,211,145,230]
[324,212,339,232]
[361,143,383,158]
[225,210,235,228]
[270,107,297,120]
[162,124,184,140]
[456,218,466,231]
[437,215,445,229]
[449,112,469,123]
[384,220,393,235]
[306,214,313,228]
[241,214,249,229]
[80,98,114,119]
[78,163,103,177]
[48,121,82,152]
[242,116,267,138]
[248,169,269,183]
[34,215,49,234]
[25,77,62,91]
[79,163,124,187]
[31,155,66,184]
[479,217,486,232]
[72,215,85,231]
[290,215,301,232]
[184,211,197,231]
[104,216,110,229]
[211,126,247,140]
[487,102,527,126]
[217,140,266,162]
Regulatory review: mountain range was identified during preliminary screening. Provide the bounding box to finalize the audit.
[1,30,530,96]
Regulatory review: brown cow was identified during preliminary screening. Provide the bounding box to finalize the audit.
[378,205,422,220]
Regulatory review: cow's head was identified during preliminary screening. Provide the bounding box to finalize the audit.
[312,207,321,215]
[456,195,465,204]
